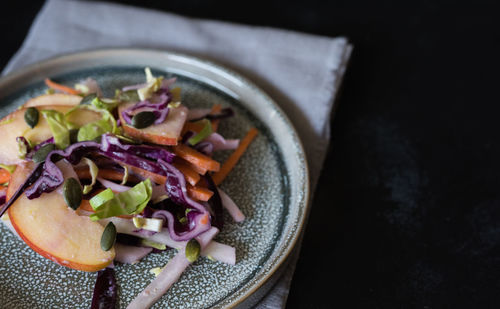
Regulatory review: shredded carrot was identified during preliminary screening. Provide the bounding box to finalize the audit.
[172,144,220,172]
[173,161,200,186]
[181,121,205,136]
[177,158,207,175]
[0,169,11,184]
[212,128,258,185]
[210,104,222,132]
[75,168,140,183]
[187,185,213,201]
[44,78,80,95]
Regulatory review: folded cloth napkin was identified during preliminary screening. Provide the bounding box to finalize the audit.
[3,0,351,307]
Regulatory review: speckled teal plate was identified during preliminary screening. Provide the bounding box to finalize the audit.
[0,49,309,308]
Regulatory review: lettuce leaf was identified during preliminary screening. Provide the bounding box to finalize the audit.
[89,179,152,221]
[65,105,119,142]
[188,119,213,145]
[82,158,99,194]
[137,67,163,101]
[41,110,70,149]
[91,97,119,112]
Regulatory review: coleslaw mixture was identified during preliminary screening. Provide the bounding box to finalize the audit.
[0,68,257,308]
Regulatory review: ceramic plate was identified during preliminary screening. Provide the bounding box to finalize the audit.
[0,49,309,308]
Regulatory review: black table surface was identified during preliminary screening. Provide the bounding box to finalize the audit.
[2,1,499,308]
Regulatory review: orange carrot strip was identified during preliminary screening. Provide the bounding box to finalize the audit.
[0,169,11,184]
[75,168,140,183]
[181,121,205,136]
[186,184,213,202]
[44,78,80,95]
[210,104,222,132]
[212,128,258,185]
[172,144,220,172]
[173,161,200,186]
[122,162,202,190]
[178,158,207,175]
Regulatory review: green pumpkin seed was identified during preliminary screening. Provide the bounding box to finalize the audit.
[131,111,156,129]
[185,239,201,263]
[32,143,56,164]
[63,178,82,210]
[69,128,79,144]
[116,134,140,144]
[80,93,97,105]
[24,107,39,128]
[101,222,116,251]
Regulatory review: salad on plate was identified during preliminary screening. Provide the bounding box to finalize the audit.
[0,68,258,308]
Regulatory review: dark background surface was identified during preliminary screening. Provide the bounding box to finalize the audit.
[2,1,500,308]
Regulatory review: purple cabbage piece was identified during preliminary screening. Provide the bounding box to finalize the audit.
[181,131,195,144]
[0,163,44,217]
[24,141,100,199]
[91,267,117,309]
[0,189,6,206]
[4,133,210,242]
[24,135,176,200]
[194,141,214,156]
[101,134,175,163]
[121,88,171,126]
[152,208,210,241]
[205,174,224,230]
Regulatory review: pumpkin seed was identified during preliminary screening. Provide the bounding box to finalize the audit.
[80,93,97,105]
[116,134,140,144]
[185,239,201,263]
[63,178,82,210]
[24,107,39,128]
[101,222,116,251]
[131,111,156,129]
[69,128,79,144]
[32,143,56,164]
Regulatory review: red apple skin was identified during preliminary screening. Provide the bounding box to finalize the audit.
[0,104,100,165]
[7,161,115,272]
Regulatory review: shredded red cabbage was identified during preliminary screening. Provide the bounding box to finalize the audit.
[24,134,177,200]
[194,141,214,156]
[91,267,117,309]
[100,134,175,163]
[25,141,100,199]
[205,174,224,230]
[0,163,44,217]
[121,88,171,126]
[7,133,211,242]
[0,189,6,206]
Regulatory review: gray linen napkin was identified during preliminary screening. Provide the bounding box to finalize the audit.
[3,0,351,307]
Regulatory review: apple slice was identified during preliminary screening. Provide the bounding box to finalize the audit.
[118,103,188,145]
[8,161,115,272]
[0,105,101,165]
[23,93,82,108]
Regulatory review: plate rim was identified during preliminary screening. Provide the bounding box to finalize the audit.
[0,48,310,308]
